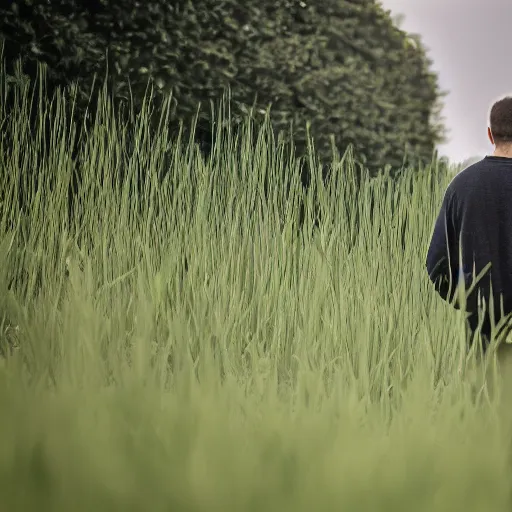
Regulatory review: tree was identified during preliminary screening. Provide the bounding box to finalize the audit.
[0,0,447,178]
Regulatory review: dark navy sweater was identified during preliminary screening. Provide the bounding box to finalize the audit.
[426,156,512,325]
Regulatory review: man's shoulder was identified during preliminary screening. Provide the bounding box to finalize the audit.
[455,158,487,178]
[447,158,487,192]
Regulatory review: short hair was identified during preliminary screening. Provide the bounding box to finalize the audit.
[490,96,512,146]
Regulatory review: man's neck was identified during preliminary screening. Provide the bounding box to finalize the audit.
[493,148,512,158]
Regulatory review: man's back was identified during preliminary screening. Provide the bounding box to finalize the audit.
[427,156,512,337]
[453,156,512,311]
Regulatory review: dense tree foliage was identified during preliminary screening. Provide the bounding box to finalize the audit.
[1,0,447,177]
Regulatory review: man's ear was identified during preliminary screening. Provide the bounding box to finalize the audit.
[488,126,495,146]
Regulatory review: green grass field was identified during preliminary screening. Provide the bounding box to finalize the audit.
[1,68,512,511]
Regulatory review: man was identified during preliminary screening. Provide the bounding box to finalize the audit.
[426,96,512,353]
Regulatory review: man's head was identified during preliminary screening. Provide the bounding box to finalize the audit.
[488,96,512,156]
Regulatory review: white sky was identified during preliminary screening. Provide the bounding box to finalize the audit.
[377,0,512,164]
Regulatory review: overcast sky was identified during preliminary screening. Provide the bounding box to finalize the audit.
[378,0,512,164]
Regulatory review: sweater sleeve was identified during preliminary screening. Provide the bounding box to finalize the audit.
[425,187,461,308]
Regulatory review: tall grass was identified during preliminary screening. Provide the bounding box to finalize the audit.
[0,62,511,511]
